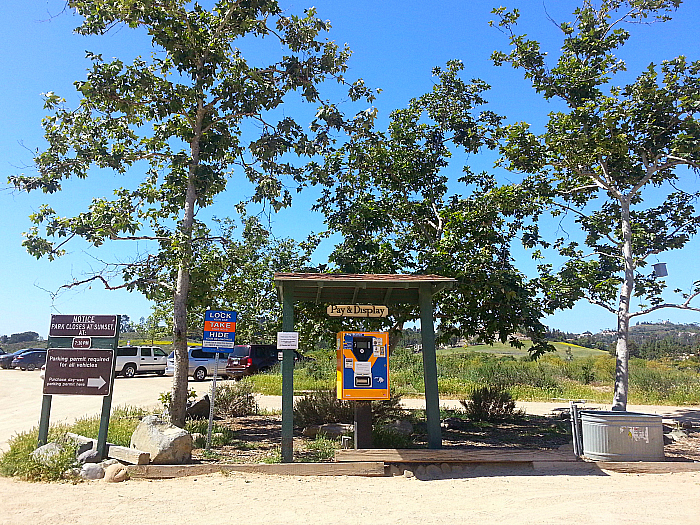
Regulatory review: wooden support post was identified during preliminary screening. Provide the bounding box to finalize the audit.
[96,316,120,460]
[354,401,373,449]
[419,283,442,449]
[281,283,295,463]
[37,394,52,447]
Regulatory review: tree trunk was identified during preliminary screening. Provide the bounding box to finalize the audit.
[170,262,191,427]
[612,197,634,411]
[170,105,204,427]
[388,321,404,356]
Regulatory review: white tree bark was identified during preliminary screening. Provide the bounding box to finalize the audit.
[170,103,204,427]
[612,196,634,411]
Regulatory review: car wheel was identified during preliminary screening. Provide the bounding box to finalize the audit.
[27,364,36,371]
[193,367,207,381]
[122,364,137,378]
[156,370,165,376]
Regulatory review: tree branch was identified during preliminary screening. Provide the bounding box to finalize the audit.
[630,289,700,318]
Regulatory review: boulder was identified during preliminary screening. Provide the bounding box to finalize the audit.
[130,415,193,464]
[81,463,105,480]
[425,464,443,479]
[303,423,354,439]
[381,420,414,436]
[186,394,211,419]
[103,463,129,483]
[77,449,102,464]
[31,442,65,466]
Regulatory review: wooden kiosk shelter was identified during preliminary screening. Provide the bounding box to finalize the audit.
[274,273,457,462]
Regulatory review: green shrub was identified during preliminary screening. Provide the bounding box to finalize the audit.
[0,428,79,482]
[303,434,340,462]
[293,390,354,428]
[372,427,414,448]
[69,405,151,447]
[293,389,410,429]
[460,385,518,422]
[185,420,239,447]
[215,379,258,417]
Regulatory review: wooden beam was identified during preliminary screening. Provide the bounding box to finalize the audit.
[66,432,150,465]
[335,448,579,463]
[128,462,386,479]
[594,461,700,474]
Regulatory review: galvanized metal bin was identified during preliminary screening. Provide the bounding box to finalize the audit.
[580,411,664,461]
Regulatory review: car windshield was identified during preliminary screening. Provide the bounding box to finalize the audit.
[230,346,250,358]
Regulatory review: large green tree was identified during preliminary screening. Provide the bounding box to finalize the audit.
[492,0,700,409]
[312,61,552,355]
[9,0,374,426]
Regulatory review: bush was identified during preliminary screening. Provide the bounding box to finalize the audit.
[294,390,354,428]
[0,429,79,482]
[460,385,518,422]
[293,389,410,429]
[372,427,414,448]
[303,434,340,462]
[215,379,258,417]
[185,420,239,448]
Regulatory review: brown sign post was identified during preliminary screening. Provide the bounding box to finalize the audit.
[38,315,121,459]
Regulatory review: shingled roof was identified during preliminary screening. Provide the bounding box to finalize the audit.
[274,273,457,305]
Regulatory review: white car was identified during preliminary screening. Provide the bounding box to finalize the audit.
[115,346,168,377]
[165,347,229,381]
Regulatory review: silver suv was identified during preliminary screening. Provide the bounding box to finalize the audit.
[165,347,230,381]
[115,346,168,377]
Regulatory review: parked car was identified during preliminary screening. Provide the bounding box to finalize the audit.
[0,348,43,369]
[12,350,47,371]
[224,344,280,379]
[165,347,230,381]
[115,346,168,378]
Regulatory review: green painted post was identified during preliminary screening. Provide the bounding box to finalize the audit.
[37,395,52,447]
[281,284,295,463]
[419,283,442,449]
[96,316,121,459]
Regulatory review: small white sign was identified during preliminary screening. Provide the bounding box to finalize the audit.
[277,331,299,350]
[345,358,353,369]
[354,361,372,376]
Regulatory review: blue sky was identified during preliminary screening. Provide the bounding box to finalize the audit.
[1,0,698,339]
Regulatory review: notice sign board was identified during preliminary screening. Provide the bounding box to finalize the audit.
[43,349,114,396]
[202,310,237,352]
[49,315,118,337]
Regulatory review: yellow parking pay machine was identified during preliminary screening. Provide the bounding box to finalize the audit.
[336,331,390,400]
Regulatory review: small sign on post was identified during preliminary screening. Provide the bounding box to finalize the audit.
[277,331,299,350]
[202,310,237,451]
[202,310,237,351]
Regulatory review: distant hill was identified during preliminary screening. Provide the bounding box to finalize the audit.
[546,322,700,358]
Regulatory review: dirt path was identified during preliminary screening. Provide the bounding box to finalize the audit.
[0,468,699,525]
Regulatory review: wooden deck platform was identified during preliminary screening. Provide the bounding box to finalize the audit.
[334,448,579,464]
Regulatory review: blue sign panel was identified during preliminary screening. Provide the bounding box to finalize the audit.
[202,310,237,352]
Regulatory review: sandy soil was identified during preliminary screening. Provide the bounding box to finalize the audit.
[0,468,699,525]
[2,370,700,525]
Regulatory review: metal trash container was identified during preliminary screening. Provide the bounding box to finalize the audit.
[580,411,664,461]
